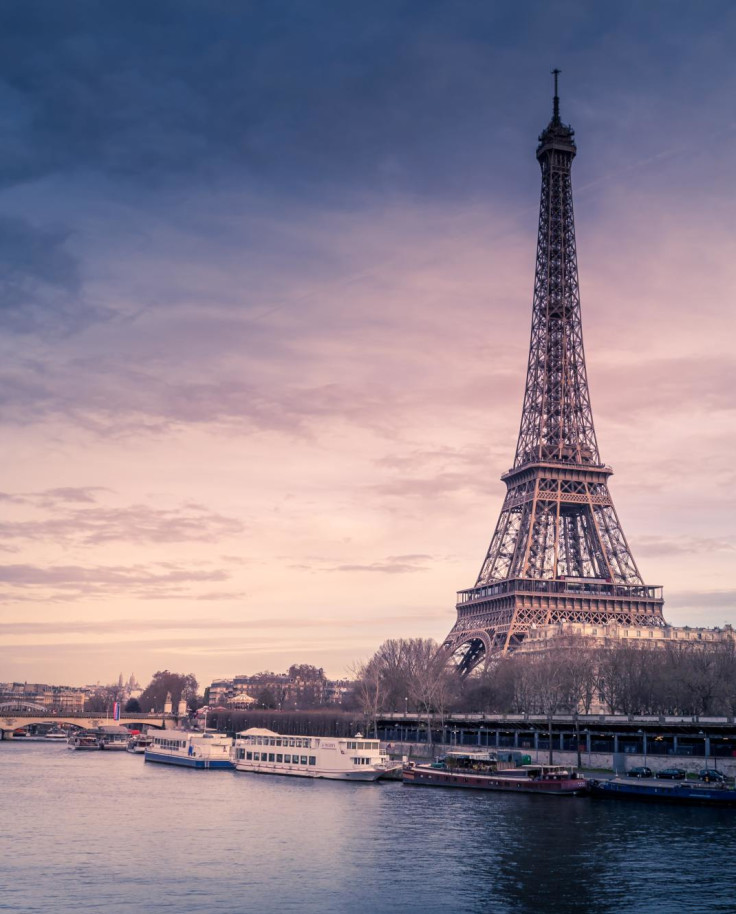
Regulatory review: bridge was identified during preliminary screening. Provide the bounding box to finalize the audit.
[0,704,185,738]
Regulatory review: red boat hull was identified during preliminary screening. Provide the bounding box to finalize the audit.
[403,765,587,795]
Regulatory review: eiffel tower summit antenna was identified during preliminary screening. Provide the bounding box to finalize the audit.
[441,79,666,676]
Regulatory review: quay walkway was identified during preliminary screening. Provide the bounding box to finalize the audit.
[376,713,736,778]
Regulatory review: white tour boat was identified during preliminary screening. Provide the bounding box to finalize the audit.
[233,728,394,781]
[67,730,101,750]
[127,733,154,754]
[144,731,234,769]
[97,725,131,750]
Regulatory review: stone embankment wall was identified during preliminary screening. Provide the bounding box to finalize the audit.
[383,742,736,778]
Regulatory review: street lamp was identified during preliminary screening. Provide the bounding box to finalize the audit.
[637,729,647,768]
[699,730,710,769]
[573,712,582,770]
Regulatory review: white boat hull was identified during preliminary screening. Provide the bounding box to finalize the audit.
[232,728,390,782]
[234,761,382,781]
[144,731,234,769]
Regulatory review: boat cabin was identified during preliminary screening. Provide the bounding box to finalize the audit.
[511,764,576,780]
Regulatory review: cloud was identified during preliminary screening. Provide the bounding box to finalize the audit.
[38,487,107,504]
[371,471,490,501]
[595,356,736,422]
[2,1,731,206]
[0,487,108,507]
[0,562,229,600]
[0,215,105,336]
[331,556,431,574]
[1,2,735,688]
[633,535,736,559]
[0,607,449,639]
[0,3,543,197]
[0,499,244,546]
[666,590,736,611]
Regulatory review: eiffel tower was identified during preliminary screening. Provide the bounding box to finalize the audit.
[442,73,665,675]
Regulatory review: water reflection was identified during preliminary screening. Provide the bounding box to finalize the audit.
[2,743,736,914]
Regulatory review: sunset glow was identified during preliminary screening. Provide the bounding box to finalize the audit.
[1,3,735,685]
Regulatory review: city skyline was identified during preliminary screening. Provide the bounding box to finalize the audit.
[1,2,735,685]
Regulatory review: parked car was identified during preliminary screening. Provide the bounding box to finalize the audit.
[655,767,686,780]
[698,768,727,783]
[626,766,653,779]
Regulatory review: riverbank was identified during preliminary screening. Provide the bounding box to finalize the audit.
[384,741,736,779]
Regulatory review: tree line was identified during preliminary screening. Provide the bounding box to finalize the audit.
[84,634,736,723]
[85,670,200,714]
[353,635,736,728]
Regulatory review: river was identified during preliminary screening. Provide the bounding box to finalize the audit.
[1,741,734,913]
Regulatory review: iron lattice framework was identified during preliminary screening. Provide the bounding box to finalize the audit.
[442,76,666,675]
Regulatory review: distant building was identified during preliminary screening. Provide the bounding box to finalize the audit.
[515,622,736,714]
[517,621,736,653]
[0,682,87,712]
[205,670,352,710]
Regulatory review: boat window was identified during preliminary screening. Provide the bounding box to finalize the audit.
[276,754,283,763]
[253,752,260,761]
[300,756,308,765]
[268,753,275,762]
[284,754,291,763]
[309,756,316,766]
[276,739,282,746]
[246,752,252,760]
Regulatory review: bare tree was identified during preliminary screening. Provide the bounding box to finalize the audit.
[350,659,383,738]
[404,638,452,745]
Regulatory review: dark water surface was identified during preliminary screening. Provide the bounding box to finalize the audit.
[2,742,735,913]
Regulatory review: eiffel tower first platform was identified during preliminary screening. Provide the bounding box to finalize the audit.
[442,74,666,675]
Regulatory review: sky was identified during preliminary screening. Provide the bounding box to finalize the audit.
[0,0,735,690]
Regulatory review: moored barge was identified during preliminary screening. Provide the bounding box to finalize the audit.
[403,752,587,796]
[589,777,736,807]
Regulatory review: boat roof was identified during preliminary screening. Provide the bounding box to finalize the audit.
[237,727,280,737]
[444,750,496,760]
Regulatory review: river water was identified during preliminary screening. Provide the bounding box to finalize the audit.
[1,741,734,913]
